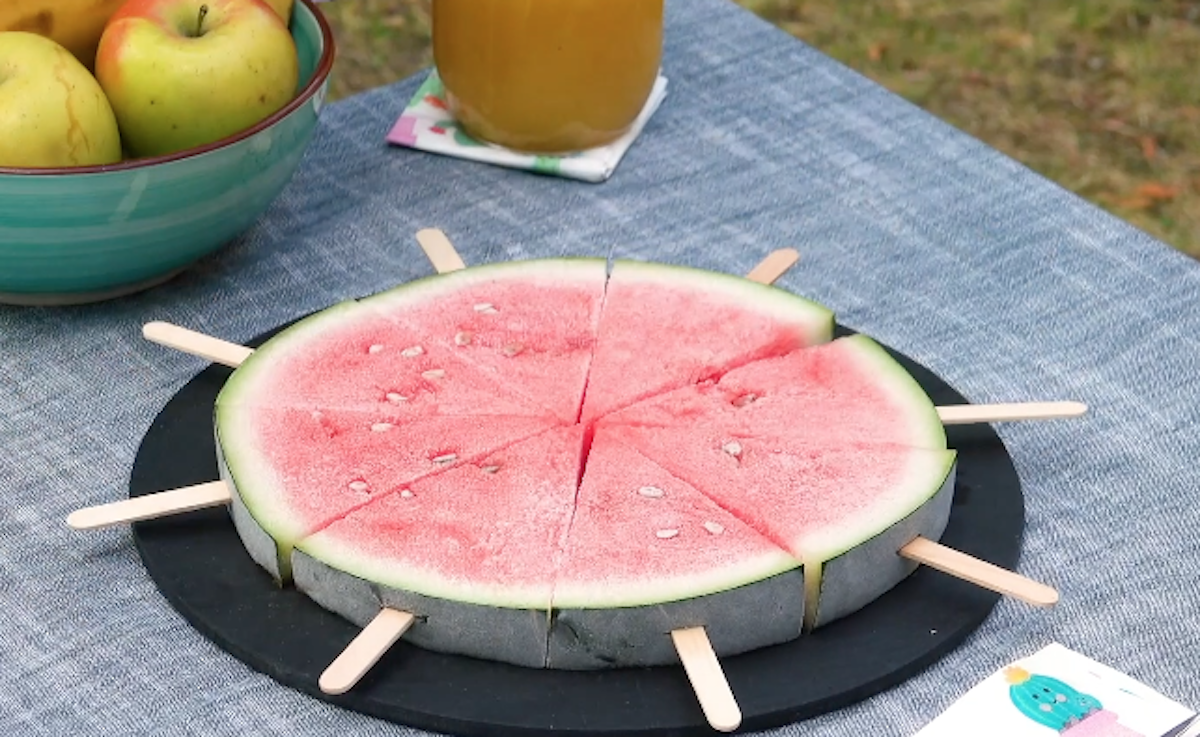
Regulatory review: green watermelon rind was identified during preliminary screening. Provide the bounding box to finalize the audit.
[214,299,364,412]
[214,301,371,583]
[547,567,807,669]
[812,455,958,628]
[292,548,555,669]
[293,519,556,611]
[831,333,948,452]
[216,436,293,582]
[799,448,958,565]
[609,259,836,346]
[214,403,316,580]
[550,546,801,610]
[359,256,610,315]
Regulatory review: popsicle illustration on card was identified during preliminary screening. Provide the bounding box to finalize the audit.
[1006,666,1144,736]
[915,643,1195,737]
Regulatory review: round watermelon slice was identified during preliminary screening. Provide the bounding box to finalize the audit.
[212,257,956,671]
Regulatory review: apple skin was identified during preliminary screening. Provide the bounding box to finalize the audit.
[0,31,122,168]
[264,0,294,23]
[94,0,299,159]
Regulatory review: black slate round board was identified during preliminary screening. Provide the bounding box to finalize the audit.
[128,322,1026,737]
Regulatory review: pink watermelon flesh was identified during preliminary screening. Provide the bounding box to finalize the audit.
[600,423,956,567]
[216,404,557,554]
[578,260,833,426]
[553,429,800,609]
[598,335,945,450]
[714,334,945,448]
[362,260,608,424]
[295,425,584,610]
[218,300,555,420]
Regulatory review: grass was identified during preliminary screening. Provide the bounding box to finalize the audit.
[318,0,1200,257]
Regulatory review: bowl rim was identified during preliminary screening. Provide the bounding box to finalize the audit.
[0,0,336,178]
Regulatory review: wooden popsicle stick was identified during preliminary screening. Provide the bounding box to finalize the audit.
[67,481,232,530]
[671,627,742,732]
[937,400,1087,425]
[744,248,800,286]
[143,321,253,368]
[416,228,467,274]
[319,608,417,695]
[900,537,1059,608]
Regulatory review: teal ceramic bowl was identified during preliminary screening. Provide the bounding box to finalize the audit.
[0,0,336,306]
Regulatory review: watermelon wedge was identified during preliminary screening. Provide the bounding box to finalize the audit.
[216,404,557,581]
[602,423,956,629]
[362,259,608,424]
[292,426,583,668]
[548,429,805,669]
[578,260,834,425]
[598,335,946,451]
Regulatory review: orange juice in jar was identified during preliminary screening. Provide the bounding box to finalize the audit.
[431,0,665,154]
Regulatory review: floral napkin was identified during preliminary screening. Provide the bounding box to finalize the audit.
[386,70,670,183]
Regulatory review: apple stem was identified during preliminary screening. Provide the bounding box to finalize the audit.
[196,4,209,36]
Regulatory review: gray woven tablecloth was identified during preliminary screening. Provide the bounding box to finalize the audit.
[2,0,1198,734]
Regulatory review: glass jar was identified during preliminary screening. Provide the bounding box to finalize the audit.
[431,0,665,154]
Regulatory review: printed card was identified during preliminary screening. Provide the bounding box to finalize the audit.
[916,643,1195,737]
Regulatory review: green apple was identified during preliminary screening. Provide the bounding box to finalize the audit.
[94,0,299,159]
[0,31,122,168]
[264,0,294,23]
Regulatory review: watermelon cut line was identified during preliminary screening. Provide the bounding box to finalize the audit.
[298,420,563,538]
[217,406,562,579]
[296,425,582,610]
[359,258,610,426]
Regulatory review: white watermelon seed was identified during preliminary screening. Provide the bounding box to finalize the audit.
[722,440,743,458]
[385,392,408,403]
[368,344,385,354]
[655,529,680,539]
[401,345,424,358]
[432,453,458,465]
[310,410,323,420]
[502,343,525,357]
[371,423,394,432]
[400,489,414,498]
[481,465,501,474]
[637,485,665,498]
[473,303,499,314]
[348,480,369,492]
[455,331,473,346]
[422,369,446,380]
[732,393,758,407]
[703,521,725,535]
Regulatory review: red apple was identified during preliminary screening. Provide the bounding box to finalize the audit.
[95,0,299,158]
